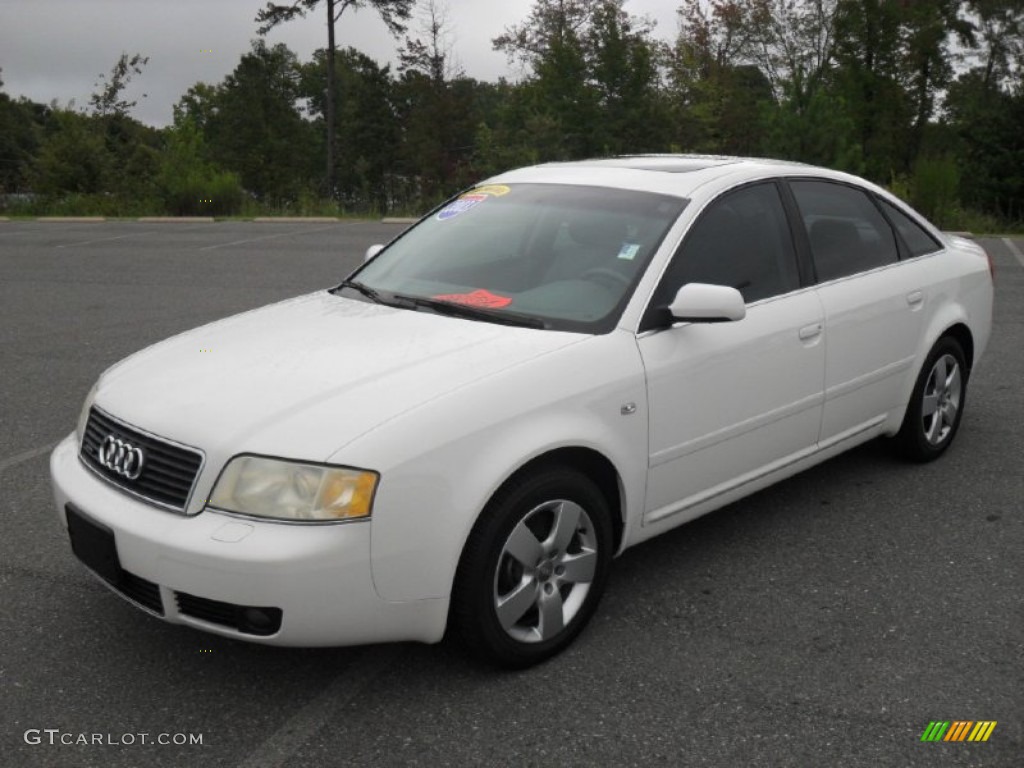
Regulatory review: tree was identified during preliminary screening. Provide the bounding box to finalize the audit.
[158,116,244,216]
[173,83,220,132]
[200,40,316,203]
[394,0,476,203]
[255,0,414,197]
[300,47,399,210]
[899,0,975,164]
[746,1,866,168]
[0,70,44,195]
[33,109,109,196]
[966,0,1024,88]
[831,0,909,179]
[945,67,1024,220]
[494,0,664,159]
[669,0,777,153]
[399,0,459,84]
[586,0,668,153]
[749,0,838,110]
[89,53,149,118]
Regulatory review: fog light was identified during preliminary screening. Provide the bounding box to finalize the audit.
[241,607,277,633]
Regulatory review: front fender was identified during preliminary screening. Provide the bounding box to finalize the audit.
[336,331,648,603]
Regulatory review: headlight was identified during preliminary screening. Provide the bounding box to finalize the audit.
[209,456,378,522]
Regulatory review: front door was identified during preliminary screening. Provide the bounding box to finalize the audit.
[638,182,826,525]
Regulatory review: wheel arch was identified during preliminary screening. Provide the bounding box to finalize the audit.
[487,446,626,555]
[891,316,975,437]
[445,445,625,664]
[942,322,975,373]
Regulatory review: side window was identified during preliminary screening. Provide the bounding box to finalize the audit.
[790,181,899,282]
[879,199,942,257]
[652,182,800,308]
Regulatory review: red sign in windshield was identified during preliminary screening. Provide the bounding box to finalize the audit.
[432,289,513,309]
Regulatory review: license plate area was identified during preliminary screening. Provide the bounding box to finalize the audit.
[66,504,120,584]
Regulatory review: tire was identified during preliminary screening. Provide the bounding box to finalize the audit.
[450,467,614,668]
[893,336,969,462]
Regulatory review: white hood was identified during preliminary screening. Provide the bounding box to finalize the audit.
[93,291,583,462]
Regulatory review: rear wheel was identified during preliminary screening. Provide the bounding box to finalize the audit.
[450,467,613,668]
[894,336,968,461]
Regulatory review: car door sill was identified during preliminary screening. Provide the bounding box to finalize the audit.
[644,417,887,525]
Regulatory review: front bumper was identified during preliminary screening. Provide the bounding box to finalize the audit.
[50,434,447,646]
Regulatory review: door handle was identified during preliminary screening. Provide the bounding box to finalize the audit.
[798,323,823,341]
[906,291,924,306]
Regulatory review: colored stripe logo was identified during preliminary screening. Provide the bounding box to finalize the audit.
[921,721,997,742]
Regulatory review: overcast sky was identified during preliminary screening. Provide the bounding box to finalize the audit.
[0,0,679,127]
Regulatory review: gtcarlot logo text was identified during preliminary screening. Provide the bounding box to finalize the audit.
[24,729,203,746]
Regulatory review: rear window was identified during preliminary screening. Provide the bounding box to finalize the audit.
[879,199,942,257]
[790,181,900,282]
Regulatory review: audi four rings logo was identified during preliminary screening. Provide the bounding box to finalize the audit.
[98,435,145,480]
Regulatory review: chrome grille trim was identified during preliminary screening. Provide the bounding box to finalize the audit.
[80,406,205,514]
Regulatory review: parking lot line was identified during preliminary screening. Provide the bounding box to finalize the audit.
[56,231,160,249]
[239,646,403,768]
[1002,237,1024,268]
[199,223,346,252]
[0,441,59,474]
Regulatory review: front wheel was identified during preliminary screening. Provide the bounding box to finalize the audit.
[450,467,613,668]
[893,336,969,461]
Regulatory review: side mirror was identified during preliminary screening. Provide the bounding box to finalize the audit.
[668,283,746,323]
[364,244,384,263]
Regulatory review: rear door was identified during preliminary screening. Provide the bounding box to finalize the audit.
[786,180,932,445]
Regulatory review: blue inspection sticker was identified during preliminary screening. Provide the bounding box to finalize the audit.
[437,194,487,221]
[617,243,641,261]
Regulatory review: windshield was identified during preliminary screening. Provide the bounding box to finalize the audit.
[345,183,688,333]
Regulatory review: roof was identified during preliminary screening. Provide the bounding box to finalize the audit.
[490,155,827,200]
[544,155,813,174]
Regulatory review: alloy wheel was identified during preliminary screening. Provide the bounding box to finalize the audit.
[921,353,962,446]
[492,499,598,644]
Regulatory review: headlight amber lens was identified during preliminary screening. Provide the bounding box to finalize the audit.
[209,456,378,522]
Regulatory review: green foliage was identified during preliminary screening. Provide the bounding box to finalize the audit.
[910,155,960,226]
[493,0,671,158]
[158,118,244,216]
[194,40,316,204]
[943,68,1024,221]
[256,0,414,37]
[162,171,244,217]
[301,47,401,210]
[89,53,149,118]
[668,1,778,154]
[0,91,42,194]
[938,206,1006,235]
[33,110,109,195]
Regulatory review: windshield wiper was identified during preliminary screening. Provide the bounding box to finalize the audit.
[394,294,548,329]
[336,279,389,305]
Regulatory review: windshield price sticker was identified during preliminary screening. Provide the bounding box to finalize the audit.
[432,289,513,308]
[469,184,511,197]
[437,194,487,221]
[436,185,511,221]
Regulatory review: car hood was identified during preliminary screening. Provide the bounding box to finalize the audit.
[93,291,584,461]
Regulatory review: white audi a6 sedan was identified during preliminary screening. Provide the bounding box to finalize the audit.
[51,156,993,667]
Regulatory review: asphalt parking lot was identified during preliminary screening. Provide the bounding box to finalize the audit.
[1,221,1021,768]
